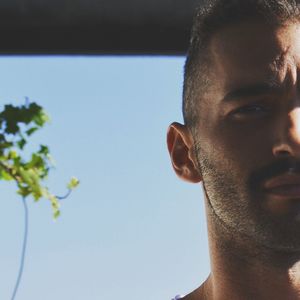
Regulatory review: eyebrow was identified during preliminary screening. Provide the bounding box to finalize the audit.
[223,82,282,102]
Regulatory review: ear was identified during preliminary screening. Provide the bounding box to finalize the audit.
[167,122,202,183]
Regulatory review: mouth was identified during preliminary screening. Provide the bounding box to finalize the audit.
[263,174,300,199]
[265,185,300,198]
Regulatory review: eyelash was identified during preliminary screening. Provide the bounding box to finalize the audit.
[233,104,269,116]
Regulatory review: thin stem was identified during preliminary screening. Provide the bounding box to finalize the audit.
[56,189,71,200]
[11,197,28,300]
[25,97,30,108]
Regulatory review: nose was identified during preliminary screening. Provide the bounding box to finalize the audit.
[272,108,300,158]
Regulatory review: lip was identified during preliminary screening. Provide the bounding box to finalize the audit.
[263,174,300,198]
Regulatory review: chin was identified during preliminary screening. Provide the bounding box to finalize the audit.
[255,221,300,253]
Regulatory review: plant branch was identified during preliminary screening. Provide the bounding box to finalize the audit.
[0,160,22,183]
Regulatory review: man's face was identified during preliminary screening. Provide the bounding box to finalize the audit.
[194,21,300,251]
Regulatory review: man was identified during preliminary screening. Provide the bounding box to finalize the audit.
[167,0,300,299]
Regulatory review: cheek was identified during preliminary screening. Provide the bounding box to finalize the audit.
[198,119,274,171]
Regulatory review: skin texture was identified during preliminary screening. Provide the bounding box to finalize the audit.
[167,20,300,299]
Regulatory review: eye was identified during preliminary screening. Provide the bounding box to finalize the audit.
[232,104,269,117]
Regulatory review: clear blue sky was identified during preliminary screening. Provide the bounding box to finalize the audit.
[0,56,209,300]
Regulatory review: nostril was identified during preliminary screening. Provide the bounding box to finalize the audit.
[273,147,292,158]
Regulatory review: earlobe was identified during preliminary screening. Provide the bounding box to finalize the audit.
[167,122,202,183]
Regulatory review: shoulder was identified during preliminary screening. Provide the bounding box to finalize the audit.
[180,293,203,300]
[172,291,203,300]
[174,277,211,300]
[179,284,209,300]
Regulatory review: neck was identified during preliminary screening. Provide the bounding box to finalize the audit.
[204,206,300,300]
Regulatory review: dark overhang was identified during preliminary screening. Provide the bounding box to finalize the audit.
[0,0,201,55]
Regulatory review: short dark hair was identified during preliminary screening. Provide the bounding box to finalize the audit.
[183,0,300,130]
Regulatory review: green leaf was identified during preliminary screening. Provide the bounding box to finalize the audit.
[0,170,13,181]
[38,145,49,155]
[17,186,32,197]
[8,150,18,159]
[17,138,27,150]
[26,127,38,136]
[67,177,80,190]
[0,142,13,150]
[26,153,45,169]
[33,110,50,127]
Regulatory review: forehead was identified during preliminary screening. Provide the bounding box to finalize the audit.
[209,21,300,89]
